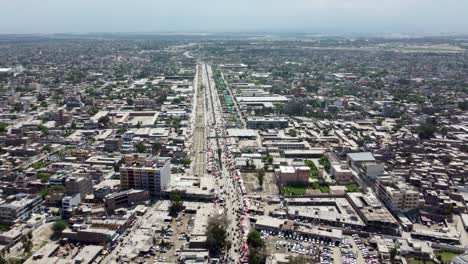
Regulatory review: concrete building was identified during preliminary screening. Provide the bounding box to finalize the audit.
[120,156,171,197]
[347,152,384,179]
[346,192,399,234]
[0,194,42,224]
[62,193,81,214]
[62,227,118,244]
[65,176,93,198]
[104,138,122,152]
[330,163,354,184]
[375,176,421,212]
[246,116,288,129]
[105,189,150,212]
[276,166,310,185]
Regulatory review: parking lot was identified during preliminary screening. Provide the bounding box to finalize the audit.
[260,229,381,264]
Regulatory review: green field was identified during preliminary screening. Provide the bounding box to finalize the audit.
[408,260,435,264]
[283,186,307,195]
[435,250,459,264]
[311,181,330,193]
[345,183,360,192]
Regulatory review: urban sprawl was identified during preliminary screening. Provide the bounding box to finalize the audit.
[0,35,467,264]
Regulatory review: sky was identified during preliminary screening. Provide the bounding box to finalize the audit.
[0,0,467,34]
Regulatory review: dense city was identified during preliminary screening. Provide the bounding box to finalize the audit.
[0,34,467,264]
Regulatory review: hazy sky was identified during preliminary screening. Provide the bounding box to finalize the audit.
[0,0,467,34]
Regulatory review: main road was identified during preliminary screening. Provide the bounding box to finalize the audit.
[201,63,248,263]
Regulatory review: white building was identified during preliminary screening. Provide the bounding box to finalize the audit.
[0,194,42,224]
[120,157,171,197]
[376,176,421,212]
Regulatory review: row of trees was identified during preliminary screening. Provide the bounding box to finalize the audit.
[205,215,229,257]
[247,230,267,264]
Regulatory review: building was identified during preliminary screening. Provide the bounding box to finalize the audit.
[62,227,117,244]
[62,193,81,215]
[105,189,150,212]
[0,194,42,224]
[346,192,399,234]
[104,138,122,152]
[246,116,288,129]
[347,152,384,179]
[375,176,421,212]
[120,156,171,197]
[276,166,310,186]
[330,164,353,184]
[65,176,93,198]
[263,141,309,150]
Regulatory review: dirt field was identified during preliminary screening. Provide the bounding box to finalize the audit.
[242,171,279,197]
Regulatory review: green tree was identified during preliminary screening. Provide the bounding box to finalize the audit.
[458,101,468,111]
[319,155,331,173]
[256,169,265,189]
[134,142,147,153]
[52,220,67,238]
[23,239,32,253]
[98,115,111,127]
[152,142,162,155]
[288,129,297,137]
[205,215,228,257]
[38,125,49,135]
[247,230,267,264]
[266,154,273,165]
[416,123,437,139]
[169,193,183,217]
[0,122,8,134]
[247,230,264,249]
[182,157,192,166]
[376,118,384,126]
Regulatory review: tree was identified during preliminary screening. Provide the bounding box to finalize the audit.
[416,123,437,139]
[288,129,297,137]
[256,169,265,189]
[319,155,331,173]
[23,239,32,253]
[134,142,147,153]
[182,157,192,166]
[247,230,267,264]
[0,122,8,134]
[458,101,468,111]
[27,231,33,240]
[205,215,228,257]
[152,142,162,155]
[52,220,67,238]
[169,193,183,217]
[247,230,264,249]
[390,247,398,261]
[38,125,49,135]
[266,154,273,165]
[440,126,448,137]
[98,115,111,127]
[376,118,384,126]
